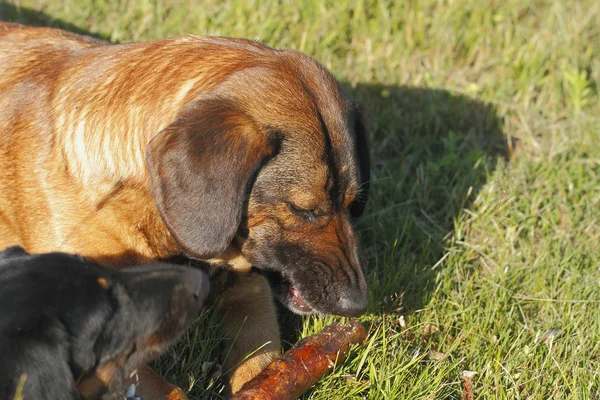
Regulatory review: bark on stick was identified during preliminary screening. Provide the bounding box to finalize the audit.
[231,319,367,400]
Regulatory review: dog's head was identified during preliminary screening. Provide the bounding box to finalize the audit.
[146,50,369,316]
[75,263,208,398]
[0,247,208,399]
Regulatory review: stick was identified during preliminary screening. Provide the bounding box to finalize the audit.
[231,319,367,400]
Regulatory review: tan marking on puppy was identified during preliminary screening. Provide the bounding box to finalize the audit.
[97,277,110,288]
[76,361,118,399]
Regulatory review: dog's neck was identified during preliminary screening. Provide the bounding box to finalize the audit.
[53,38,259,188]
[206,245,253,272]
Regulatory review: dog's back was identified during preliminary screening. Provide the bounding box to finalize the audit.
[0,21,105,86]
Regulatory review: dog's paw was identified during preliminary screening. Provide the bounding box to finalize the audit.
[228,350,279,394]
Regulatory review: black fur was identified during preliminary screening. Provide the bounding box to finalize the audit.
[350,102,370,218]
[0,246,209,400]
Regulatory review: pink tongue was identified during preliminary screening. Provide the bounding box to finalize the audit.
[290,285,308,307]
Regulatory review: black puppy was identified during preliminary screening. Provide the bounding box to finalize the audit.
[0,246,209,400]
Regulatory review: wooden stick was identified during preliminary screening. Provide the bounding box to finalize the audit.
[231,319,367,400]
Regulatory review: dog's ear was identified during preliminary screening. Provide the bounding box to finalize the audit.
[350,103,370,218]
[146,97,275,259]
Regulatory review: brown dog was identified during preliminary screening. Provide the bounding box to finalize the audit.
[0,22,370,399]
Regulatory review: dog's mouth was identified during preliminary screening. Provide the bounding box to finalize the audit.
[260,269,315,315]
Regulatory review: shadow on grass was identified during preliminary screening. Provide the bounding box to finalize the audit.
[0,2,111,40]
[1,3,508,397]
[280,83,508,346]
[349,83,507,315]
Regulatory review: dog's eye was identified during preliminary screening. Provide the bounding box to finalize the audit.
[287,203,317,221]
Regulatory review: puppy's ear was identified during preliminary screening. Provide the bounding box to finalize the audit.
[146,97,275,259]
[0,245,29,261]
[350,103,370,218]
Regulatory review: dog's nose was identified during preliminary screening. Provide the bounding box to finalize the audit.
[335,289,368,317]
[183,268,210,301]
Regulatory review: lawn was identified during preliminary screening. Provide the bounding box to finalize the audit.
[2,0,599,398]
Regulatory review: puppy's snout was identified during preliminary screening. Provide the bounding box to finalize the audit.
[183,268,210,302]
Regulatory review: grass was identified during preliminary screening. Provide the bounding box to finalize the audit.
[2,0,599,398]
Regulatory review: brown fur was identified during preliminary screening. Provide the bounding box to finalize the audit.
[0,22,370,399]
